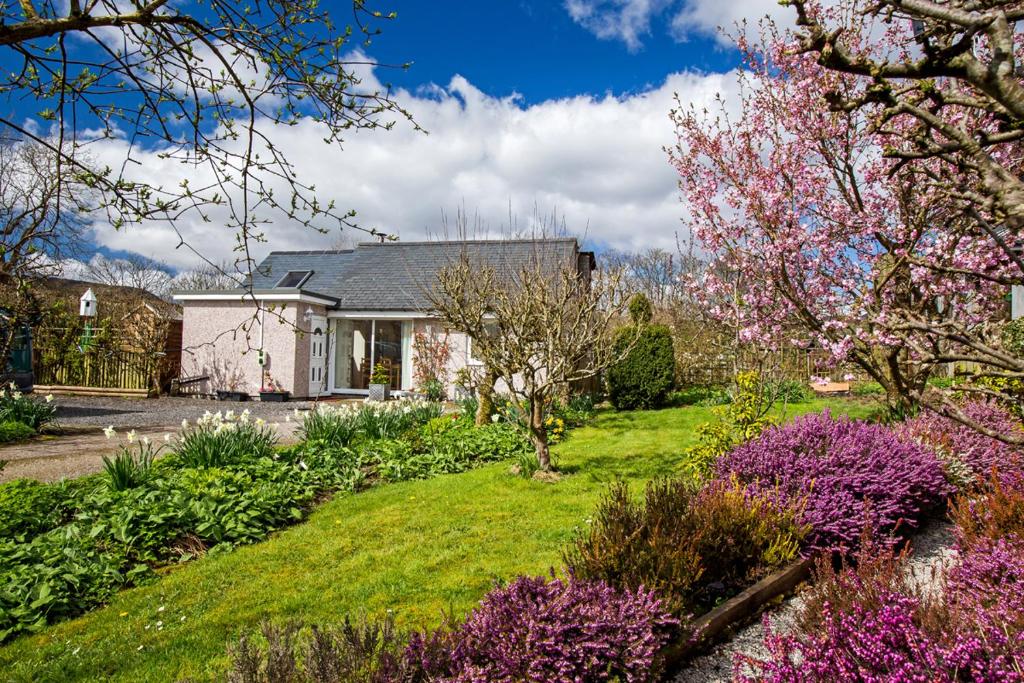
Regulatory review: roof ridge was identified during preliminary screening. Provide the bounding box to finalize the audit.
[356,237,579,247]
[266,249,355,255]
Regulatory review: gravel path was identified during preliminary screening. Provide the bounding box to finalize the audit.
[0,395,337,483]
[671,520,957,682]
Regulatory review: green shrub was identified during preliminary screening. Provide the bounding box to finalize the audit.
[0,480,74,542]
[1003,318,1024,356]
[564,477,805,614]
[606,324,676,410]
[628,293,653,325]
[421,378,446,402]
[371,419,530,482]
[550,394,597,428]
[668,386,730,407]
[0,387,55,431]
[0,420,34,443]
[852,381,884,397]
[684,371,777,478]
[768,379,812,404]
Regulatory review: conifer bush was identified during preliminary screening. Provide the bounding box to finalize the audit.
[606,324,676,410]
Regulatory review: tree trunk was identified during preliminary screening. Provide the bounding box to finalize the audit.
[529,398,551,471]
[475,368,497,426]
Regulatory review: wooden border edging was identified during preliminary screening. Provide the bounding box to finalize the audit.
[34,384,150,398]
[660,558,813,678]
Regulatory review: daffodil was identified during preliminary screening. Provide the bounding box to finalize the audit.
[44,394,53,403]
[103,426,116,439]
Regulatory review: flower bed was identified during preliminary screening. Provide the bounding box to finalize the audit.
[737,473,1024,682]
[0,400,537,642]
[898,400,1024,487]
[716,411,953,553]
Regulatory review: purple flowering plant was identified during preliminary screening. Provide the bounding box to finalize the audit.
[715,411,953,553]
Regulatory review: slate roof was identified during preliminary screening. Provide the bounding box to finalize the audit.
[242,238,590,311]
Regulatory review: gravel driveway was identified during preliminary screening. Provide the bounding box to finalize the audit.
[0,395,330,483]
[672,520,957,682]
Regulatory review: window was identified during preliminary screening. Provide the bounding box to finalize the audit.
[275,270,313,288]
[466,323,496,365]
[467,336,482,365]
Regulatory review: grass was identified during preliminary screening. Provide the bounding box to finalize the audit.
[0,398,871,681]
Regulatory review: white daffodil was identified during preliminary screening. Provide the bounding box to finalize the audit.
[181,418,189,429]
[44,394,53,403]
[164,433,172,442]
[285,414,291,422]
[225,409,235,421]
[142,436,150,446]
[255,417,265,426]
[126,429,137,443]
[103,426,117,439]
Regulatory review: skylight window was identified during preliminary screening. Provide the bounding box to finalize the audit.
[275,270,313,288]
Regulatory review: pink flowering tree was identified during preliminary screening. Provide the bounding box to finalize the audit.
[670,16,1023,433]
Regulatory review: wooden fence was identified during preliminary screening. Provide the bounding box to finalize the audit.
[34,347,155,391]
[678,347,869,387]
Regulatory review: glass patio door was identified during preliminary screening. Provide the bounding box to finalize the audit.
[332,319,411,392]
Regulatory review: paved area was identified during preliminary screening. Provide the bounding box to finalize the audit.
[0,396,327,483]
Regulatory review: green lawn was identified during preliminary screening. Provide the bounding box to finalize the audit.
[0,399,872,682]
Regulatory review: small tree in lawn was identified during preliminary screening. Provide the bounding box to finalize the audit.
[428,247,634,472]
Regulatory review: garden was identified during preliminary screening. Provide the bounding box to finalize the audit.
[0,385,874,681]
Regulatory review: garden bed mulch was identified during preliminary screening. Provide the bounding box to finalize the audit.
[669,519,957,682]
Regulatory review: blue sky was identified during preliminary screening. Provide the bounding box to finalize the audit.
[366,1,740,103]
[3,0,790,272]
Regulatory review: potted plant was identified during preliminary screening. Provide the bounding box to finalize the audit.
[259,372,290,402]
[215,380,248,402]
[368,362,391,402]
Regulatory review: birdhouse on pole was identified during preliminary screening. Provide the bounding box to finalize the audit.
[79,288,97,318]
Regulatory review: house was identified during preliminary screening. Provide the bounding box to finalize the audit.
[173,238,595,399]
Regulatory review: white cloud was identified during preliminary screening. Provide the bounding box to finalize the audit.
[82,67,738,271]
[565,0,794,47]
[564,0,674,52]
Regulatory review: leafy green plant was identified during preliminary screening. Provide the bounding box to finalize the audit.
[0,386,55,431]
[172,411,277,468]
[668,386,730,407]
[1002,318,1024,357]
[370,363,390,385]
[0,420,34,443]
[767,379,812,404]
[513,450,541,479]
[456,395,479,421]
[0,479,75,542]
[421,378,446,402]
[101,440,159,492]
[684,371,778,478]
[852,381,884,397]
[299,405,359,447]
